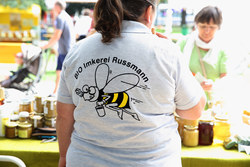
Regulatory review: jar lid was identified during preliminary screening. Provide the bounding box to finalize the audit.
[30,115,43,120]
[199,115,214,122]
[5,122,18,127]
[44,116,56,120]
[19,111,29,117]
[20,98,31,104]
[215,114,229,121]
[10,114,19,121]
[18,123,32,128]
[184,125,198,130]
[45,97,56,102]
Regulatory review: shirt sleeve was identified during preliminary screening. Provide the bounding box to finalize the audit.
[174,52,205,110]
[219,51,228,74]
[55,15,64,30]
[57,64,74,104]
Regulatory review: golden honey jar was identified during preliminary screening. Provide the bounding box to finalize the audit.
[33,95,44,113]
[19,111,29,123]
[18,123,32,139]
[44,97,57,118]
[5,122,18,138]
[183,125,199,147]
[29,115,43,129]
[213,115,231,142]
[44,117,56,128]
[19,98,32,113]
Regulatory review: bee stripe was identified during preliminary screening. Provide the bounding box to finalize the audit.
[119,93,128,108]
[112,93,119,103]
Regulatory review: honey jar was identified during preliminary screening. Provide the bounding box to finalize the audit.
[19,111,29,123]
[30,115,43,129]
[5,122,18,138]
[44,117,56,128]
[19,98,32,113]
[175,115,185,141]
[33,95,44,114]
[175,115,198,142]
[44,97,57,118]
[183,125,199,147]
[213,115,231,142]
[0,87,5,105]
[18,123,32,139]
[10,114,19,122]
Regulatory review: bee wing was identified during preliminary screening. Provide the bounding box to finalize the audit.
[95,64,109,90]
[103,73,139,93]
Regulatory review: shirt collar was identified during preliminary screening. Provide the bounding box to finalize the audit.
[121,20,151,34]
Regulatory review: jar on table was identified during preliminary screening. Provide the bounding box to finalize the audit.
[19,98,32,113]
[183,125,199,147]
[44,97,57,118]
[18,123,32,139]
[0,105,10,137]
[175,115,185,141]
[0,87,5,105]
[213,115,231,142]
[175,115,198,142]
[44,117,56,128]
[19,111,29,123]
[33,95,44,114]
[29,115,43,129]
[5,122,18,138]
[10,114,19,122]
[198,118,214,145]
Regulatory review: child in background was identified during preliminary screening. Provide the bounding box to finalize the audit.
[14,52,24,70]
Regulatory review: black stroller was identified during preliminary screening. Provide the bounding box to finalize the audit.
[0,44,49,93]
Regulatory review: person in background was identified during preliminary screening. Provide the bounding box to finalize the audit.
[75,8,93,41]
[41,0,76,94]
[177,6,228,107]
[14,52,24,70]
[181,8,188,35]
[56,0,206,167]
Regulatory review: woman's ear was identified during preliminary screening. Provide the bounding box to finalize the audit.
[144,5,154,28]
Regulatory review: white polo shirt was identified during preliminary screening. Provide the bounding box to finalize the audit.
[57,21,203,167]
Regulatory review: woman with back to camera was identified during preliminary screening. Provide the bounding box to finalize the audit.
[178,6,228,107]
[56,0,206,166]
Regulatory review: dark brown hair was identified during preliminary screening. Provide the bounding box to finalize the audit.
[94,0,157,43]
[195,6,222,27]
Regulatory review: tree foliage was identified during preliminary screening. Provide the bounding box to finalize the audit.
[0,0,47,11]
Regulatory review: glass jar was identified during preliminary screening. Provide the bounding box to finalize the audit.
[19,111,29,123]
[44,97,57,118]
[5,122,18,138]
[175,115,185,141]
[0,105,10,137]
[30,115,43,129]
[0,87,4,105]
[33,95,44,114]
[183,125,199,147]
[10,114,19,122]
[198,119,214,145]
[19,98,32,113]
[213,115,231,142]
[175,115,198,142]
[44,117,56,128]
[18,123,32,139]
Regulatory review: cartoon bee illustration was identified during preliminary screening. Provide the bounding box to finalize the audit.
[75,63,140,121]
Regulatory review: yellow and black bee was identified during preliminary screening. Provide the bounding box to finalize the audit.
[102,92,130,108]
[75,63,140,121]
